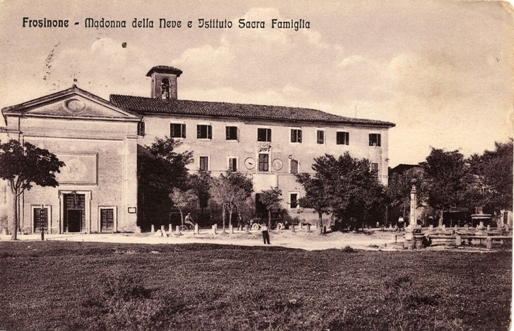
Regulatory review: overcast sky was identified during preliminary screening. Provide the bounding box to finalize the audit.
[0,0,512,167]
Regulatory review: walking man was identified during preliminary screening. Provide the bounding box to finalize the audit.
[261,222,270,244]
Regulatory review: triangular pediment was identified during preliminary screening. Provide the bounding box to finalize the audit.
[2,86,140,121]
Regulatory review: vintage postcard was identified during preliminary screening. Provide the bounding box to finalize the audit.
[0,1,512,330]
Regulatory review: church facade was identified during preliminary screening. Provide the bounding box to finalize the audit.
[0,66,394,234]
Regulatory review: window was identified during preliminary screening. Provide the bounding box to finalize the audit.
[228,157,237,172]
[317,130,325,144]
[291,129,302,143]
[290,193,298,209]
[369,133,381,146]
[290,159,299,174]
[226,126,238,140]
[33,207,49,233]
[257,128,272,142]
[199,156,209,171]
[258,153,269,171]
[336,131,349,145]
[197,125,212,139]
[170,123,186,138]
[100,208,115,232]
[137,121,145,136]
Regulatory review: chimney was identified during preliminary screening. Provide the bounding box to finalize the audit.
[146,66,183,100]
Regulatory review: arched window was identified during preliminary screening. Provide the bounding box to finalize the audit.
[161,78,170,99]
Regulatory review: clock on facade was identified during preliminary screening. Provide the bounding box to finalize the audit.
[244,157,255,170]
[272,158,283,171]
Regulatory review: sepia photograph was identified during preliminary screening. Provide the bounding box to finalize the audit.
[0,0,512,330]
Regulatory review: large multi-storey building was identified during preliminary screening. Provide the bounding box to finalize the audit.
[0,65,394,234]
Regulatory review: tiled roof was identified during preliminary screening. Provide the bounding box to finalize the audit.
[146,66,183,77]
[109,95,395,127]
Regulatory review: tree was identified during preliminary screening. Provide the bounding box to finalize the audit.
[188,170,212,214]
[138,137,193,230]
[421,148,468,224]
[208,176,232,233]
[468,139,513,213]
[209,172,253,233]
[0,140,65,240]
[224,171,253,226]
[259,187,283,228]
[295,172,332,234]
[169,188,197,226]
[305,153,386,231]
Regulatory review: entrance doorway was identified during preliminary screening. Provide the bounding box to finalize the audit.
[63,193,85,232]
[67,210,82,232]
[255,193,266,215]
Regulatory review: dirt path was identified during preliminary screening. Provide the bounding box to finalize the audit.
[1,228,404,251]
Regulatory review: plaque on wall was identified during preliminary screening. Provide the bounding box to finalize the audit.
[56,154,97,185]
[272,158,283,171]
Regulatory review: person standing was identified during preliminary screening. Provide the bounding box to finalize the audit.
[261,223,270,244]
[237,213,243,231]
[397,216,405,231]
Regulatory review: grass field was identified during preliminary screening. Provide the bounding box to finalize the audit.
[0,241,511,331]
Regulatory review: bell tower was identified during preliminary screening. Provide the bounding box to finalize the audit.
[146,66,183,100]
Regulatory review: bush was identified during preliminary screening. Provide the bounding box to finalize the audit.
[342,246,356,253]
[69,272,180,331]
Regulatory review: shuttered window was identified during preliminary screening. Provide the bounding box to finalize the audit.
[226,126,238,140]
[228,158,237,172]
[170,123,186,138]
[336,131,349,145]
[317,130,325,144]
[258,154,269,171]
[290,159,299,174]
[197,125,212,139]
[199,156,209,171]
[291,129,302,143]
[257,128,272,142]
[100,208,114,232]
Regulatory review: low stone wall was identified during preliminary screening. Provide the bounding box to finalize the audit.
[403,224,512,250]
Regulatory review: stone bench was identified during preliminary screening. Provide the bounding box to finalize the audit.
[458,235,512,249]
[427,234,512,249]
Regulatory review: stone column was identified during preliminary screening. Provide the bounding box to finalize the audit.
[405,179,418,249]
[408,179,417,229]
